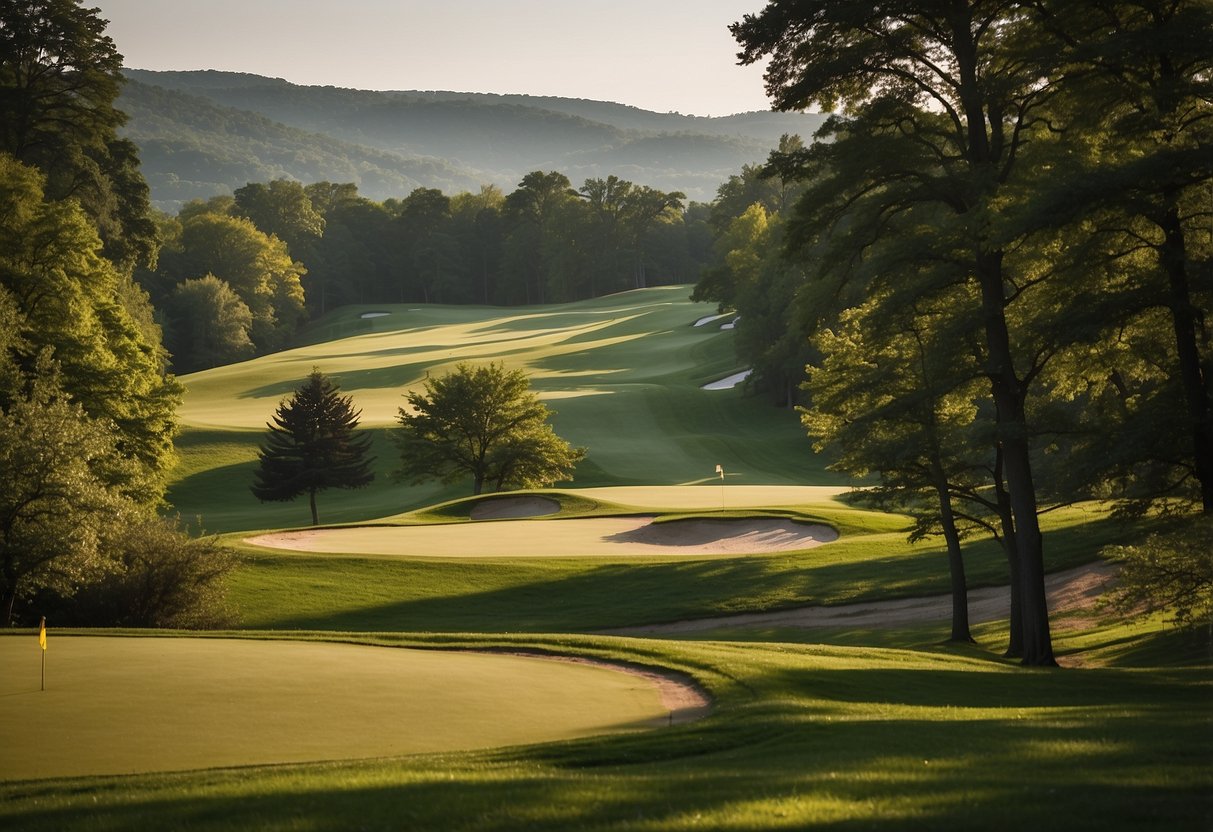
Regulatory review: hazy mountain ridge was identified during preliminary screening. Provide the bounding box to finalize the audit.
[121,69,828,208]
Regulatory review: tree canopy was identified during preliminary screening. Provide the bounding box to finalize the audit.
[394,362,584,496]
[251,369,375,526]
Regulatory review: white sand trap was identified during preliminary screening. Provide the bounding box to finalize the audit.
[247,516,836,559]
[693,313,728,327]
[470,496,561,520]
[702,369,753,390]
[721,317,739,330]
[359,311,391,319]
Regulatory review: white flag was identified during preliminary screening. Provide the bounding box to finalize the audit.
[715,464,724,480]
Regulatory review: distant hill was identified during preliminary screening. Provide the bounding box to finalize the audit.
[119,69,827,210]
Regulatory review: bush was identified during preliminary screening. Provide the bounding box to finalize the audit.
[1104,516,1213,628]
[68,516,238,629]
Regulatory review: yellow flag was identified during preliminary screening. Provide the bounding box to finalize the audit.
[38,617,46,651]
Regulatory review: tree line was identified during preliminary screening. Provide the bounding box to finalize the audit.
[0,0,233,628]
[697,0,1213,662]
[136,174,713,373]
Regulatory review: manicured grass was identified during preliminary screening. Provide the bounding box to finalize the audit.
[0,636,673,781]
[226,495,1135,633]
[1,631,1208,831]
[167,287,844,533]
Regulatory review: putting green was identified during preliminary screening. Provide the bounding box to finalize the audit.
[0,636,691,780]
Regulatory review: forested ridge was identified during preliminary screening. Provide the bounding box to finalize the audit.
[118,68,827,209]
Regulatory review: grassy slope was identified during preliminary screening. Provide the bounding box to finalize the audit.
[170,287,839,533]
[2,631,1209,831]
[21,287,1200,830]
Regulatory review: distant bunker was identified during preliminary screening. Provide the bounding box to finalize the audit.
[359,310,391,319]
[247,516,838,559]
[0,636,707,780]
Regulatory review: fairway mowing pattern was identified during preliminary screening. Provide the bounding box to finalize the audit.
[245,516,838,558]
[0,637,684,780]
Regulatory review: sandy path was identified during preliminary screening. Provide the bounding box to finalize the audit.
[610,561,1117,635]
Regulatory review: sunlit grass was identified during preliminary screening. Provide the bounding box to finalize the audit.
[1,630,1207,831]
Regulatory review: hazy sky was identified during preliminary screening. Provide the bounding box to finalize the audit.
[93,1,775,116]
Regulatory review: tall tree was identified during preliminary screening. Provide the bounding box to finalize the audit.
[0,0,155,269]
[734,1,1064,664]
[1025,0,1213,513]
[0,154,180,498]
[168,211,307,353]
[394,362,584,496]
[251,369,375,526]
[163,274,254,372]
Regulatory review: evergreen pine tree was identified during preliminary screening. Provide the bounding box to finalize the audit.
[251,369,374,525]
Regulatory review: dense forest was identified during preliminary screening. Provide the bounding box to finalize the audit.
[695,0,1213,663]
[137,171,714,372]
[118,69,828,210]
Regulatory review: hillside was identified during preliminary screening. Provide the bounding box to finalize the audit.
[119,69,829,208]
[170,286,840,531]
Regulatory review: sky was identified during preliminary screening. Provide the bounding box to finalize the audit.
[93,1,775,117]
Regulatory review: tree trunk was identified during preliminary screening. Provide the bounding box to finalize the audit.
[977,250,1056,666]
[309,489,318,526]
[473,474,484,495]
[934,479,973,643]
[994,448,1023,658]
[1160,202,1213,513]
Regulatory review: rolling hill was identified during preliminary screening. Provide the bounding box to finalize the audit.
[119,69,829,210]
[169,286,842,532]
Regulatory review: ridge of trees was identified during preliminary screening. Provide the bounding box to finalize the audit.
[118,68,828,208]
[138,172,706,373]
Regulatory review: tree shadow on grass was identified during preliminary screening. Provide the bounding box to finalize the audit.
[5,701,1210,832]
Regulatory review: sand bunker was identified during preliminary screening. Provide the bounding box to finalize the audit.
[359,311,391,319]
[470,496,561,520]
[694,313,729,327]
[247,516,836,559]
[702,369,753,390]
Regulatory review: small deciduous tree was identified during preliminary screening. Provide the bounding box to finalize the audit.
[250,369,374,526]
[394,362,584,495]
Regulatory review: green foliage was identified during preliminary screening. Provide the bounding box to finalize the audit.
[163,274,254,372]
[0,154,181,497]
[394,362,585,495]
[1105,516,1213,627]
[157,209,307,352]
[251,369,375,526]
[66,515,238,628]
[0,363,135,623]
[0,0,155,269]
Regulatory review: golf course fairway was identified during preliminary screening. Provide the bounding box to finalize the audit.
[0,636,702,780]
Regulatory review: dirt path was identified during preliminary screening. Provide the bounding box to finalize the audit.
[610,561,1117,636]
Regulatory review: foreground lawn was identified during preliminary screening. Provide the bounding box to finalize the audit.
[1,631,1208,831]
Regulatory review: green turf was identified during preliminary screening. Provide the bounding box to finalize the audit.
[225,497,1136,633]
[0,636,675,781]
[167,287,845,533]
[1,630,1208,831]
